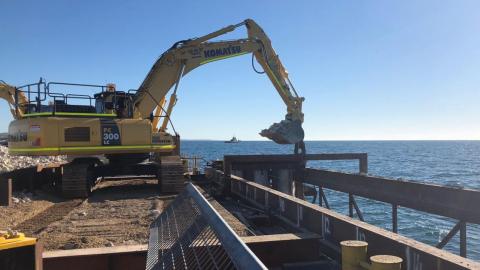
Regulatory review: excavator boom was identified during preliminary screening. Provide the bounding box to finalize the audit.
[133,19,305,148]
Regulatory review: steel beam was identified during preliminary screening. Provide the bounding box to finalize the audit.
[241,233,324,268]
[229,175,480,270]
[319,187,330,209]
[304,153,368,174]
[43,245,148,270]
[437,221,462,248]
[43,234,326,270]
[436,221,468,258]
[392,204,398,233]
[350,195,364,221]
[304,168,480,224]
[224,153,368,175]
[460,221,467,258]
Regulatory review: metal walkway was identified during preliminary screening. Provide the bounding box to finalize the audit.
[146,183,266,270]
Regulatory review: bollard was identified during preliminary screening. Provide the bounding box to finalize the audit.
[370,255,402,270]
[341,240,368,270]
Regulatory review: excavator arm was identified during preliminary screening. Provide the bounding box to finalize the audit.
[0,81,26,119]
[133,19,305,150]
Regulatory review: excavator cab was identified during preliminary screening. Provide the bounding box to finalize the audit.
[94,90,135,118]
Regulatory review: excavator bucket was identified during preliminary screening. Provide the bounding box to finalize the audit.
[260,119,304,144]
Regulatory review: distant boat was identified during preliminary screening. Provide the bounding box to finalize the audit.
[225,136,240,143]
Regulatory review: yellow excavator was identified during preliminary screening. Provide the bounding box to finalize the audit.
[0,19,305,197]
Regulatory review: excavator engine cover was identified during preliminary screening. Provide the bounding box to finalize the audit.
[260,119,304,144]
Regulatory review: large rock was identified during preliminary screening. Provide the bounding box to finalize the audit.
[260,119,304,144]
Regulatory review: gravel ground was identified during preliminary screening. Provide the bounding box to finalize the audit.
[0,177,250,251]
[0,190,57,229]
[40,179,173,250]
[0,179,173,250]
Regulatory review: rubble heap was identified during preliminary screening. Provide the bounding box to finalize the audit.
[0,146,66,173]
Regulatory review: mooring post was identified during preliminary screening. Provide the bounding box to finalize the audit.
[370,255,402,270]
[341,240,368,270]
[0,177,12,206]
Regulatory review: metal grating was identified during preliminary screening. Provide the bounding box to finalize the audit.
[146,183,266,270]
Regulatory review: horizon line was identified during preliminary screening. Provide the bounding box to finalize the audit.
[181,139,480,141]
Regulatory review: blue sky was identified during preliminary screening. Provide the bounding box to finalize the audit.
[1,1,479,140]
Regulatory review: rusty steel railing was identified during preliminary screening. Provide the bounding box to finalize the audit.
[227,173,480,270]
[223,153,480,259]
[304,168,480,258]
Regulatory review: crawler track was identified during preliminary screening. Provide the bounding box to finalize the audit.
[14,199,83,236]
[40,179,171,250]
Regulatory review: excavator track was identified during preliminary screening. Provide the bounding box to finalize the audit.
[61,161,96,198]
[158,156,185,193]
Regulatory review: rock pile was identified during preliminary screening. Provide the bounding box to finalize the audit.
[12,192,33,204]
[0,146,66,173]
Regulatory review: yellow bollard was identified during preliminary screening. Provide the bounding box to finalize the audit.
[370,255,402,270]
[341,240,368,270]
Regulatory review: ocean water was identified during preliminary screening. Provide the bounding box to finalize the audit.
[181,140,480,261]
